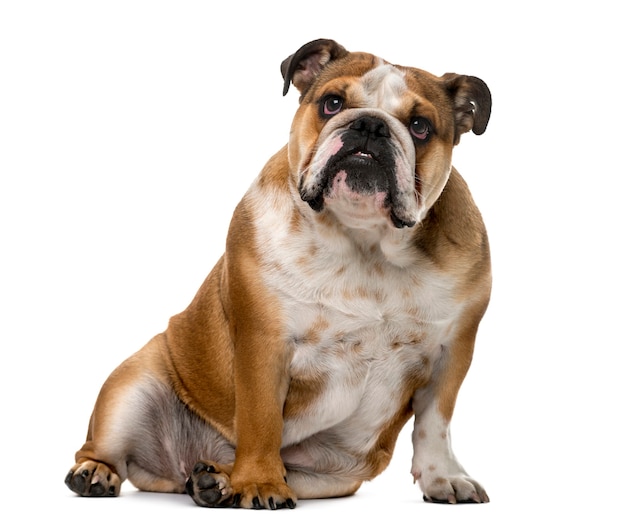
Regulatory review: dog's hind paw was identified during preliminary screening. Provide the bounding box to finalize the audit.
[65,460,121,497]
[185,461,233,507]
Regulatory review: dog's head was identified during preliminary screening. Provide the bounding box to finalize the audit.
[281,39,491,231]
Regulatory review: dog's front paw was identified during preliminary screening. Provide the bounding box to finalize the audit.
[229,479,297,510]
[65,460,121,497]
[420,473,489,504]
[186,461,297,509]
[186,461,233,507]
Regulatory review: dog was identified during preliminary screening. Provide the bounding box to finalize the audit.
[65,38,492,509]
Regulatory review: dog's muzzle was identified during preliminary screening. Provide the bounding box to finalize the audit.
[301,115,417,228]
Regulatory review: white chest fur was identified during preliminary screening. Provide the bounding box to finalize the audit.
[253,189,461,451]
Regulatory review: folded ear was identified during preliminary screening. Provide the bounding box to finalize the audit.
[281,39,349,97]
[442,73,492,144]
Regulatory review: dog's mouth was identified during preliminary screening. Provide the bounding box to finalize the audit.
[301,140,415,229]
[333,148,392,190]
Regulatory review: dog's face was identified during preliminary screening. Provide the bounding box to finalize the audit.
[282,40,491,231]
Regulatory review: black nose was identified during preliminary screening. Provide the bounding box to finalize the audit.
[349,116,390,138]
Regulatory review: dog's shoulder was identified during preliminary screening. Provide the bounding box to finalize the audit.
[416,168,489,268]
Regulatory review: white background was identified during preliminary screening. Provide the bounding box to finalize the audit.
[1,1,624,524]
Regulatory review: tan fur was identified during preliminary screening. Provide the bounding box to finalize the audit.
[66,39,492,509]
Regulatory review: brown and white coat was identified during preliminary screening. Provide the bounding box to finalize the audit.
[65,38,492,509]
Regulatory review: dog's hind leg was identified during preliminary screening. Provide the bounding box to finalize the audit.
[285,469,363,500]
[278,441,367,500]
[65,334,235,497]
[65,337,168,497]
[65,350,146,497]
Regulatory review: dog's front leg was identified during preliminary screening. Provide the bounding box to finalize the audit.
[186,300,296,510]
[411,313,489,504]
[219,204,296,510]
[229,323,295,509]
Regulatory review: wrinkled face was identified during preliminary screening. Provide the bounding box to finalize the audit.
[288,54,457,231]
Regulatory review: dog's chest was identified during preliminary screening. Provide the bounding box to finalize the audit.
[257,214,460,446]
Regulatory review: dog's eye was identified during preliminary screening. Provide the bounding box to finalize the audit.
[321,95,344,117]
[409,117,432,142]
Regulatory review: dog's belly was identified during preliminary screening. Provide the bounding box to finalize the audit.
[282,320,437,449]
[274,263,458,458]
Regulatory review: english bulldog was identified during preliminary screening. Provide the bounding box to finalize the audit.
[65,38,492,509]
